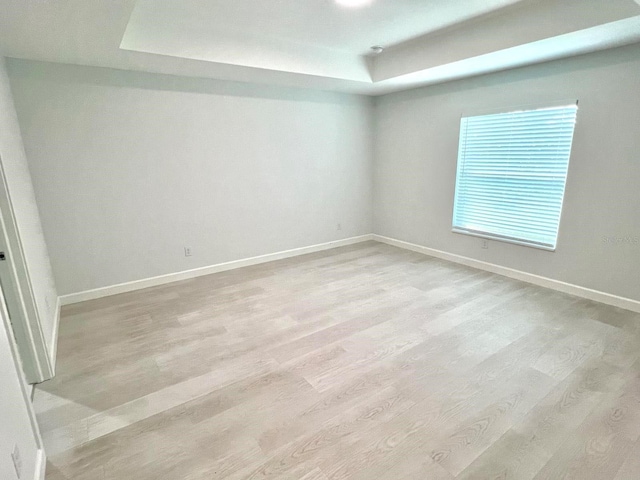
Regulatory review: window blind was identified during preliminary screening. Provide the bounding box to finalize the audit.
[452,104,578,250]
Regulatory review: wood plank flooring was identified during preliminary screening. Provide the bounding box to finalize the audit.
[35,241,640,479]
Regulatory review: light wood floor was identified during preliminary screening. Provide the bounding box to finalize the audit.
[36,241,640,480]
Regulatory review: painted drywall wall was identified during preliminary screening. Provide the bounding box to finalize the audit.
[8,60,374,295]
[374,44,640,302]
[0,296,43,480]
[0,58,58,368]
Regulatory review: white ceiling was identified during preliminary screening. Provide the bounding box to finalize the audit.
[1,0,640,95]
[121,0,525,82]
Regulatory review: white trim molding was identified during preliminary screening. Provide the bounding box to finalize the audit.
[59,233,640,313]
[373,234,640,314]
[48,296,61,375]
[60,235,374,306]
[35,448,46,480]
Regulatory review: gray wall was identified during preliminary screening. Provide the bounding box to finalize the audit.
[0,58,58,361]
[8,46,640,303]
[8,60,374,295]
[374,44,640,302]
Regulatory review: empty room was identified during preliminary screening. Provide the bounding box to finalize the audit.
[1,0,640,479]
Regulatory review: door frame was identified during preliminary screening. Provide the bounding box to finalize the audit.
[0,157,53,383]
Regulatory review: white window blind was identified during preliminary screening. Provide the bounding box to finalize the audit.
[452,104,578,250]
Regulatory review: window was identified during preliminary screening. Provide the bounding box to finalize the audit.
[452,104,578,251]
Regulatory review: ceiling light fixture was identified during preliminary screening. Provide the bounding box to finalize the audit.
[370,45,384,55]
[335,0,373,8]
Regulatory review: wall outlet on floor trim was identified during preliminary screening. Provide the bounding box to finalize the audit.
[481,239,489,249]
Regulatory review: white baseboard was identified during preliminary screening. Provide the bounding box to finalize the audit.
[373,234,640,314]
[35,448,46,480]
[59,232,640,313]
[48,296,60,375]
[60,235,374,306]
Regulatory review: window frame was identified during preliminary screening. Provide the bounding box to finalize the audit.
[451,102,578,252]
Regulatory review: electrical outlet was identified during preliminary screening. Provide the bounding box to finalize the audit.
[184,246,193,257]
[337,223,342,231]
[12,444,22,479]
[481,239,489,249]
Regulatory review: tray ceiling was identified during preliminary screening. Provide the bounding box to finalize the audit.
[1,0,640,95]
